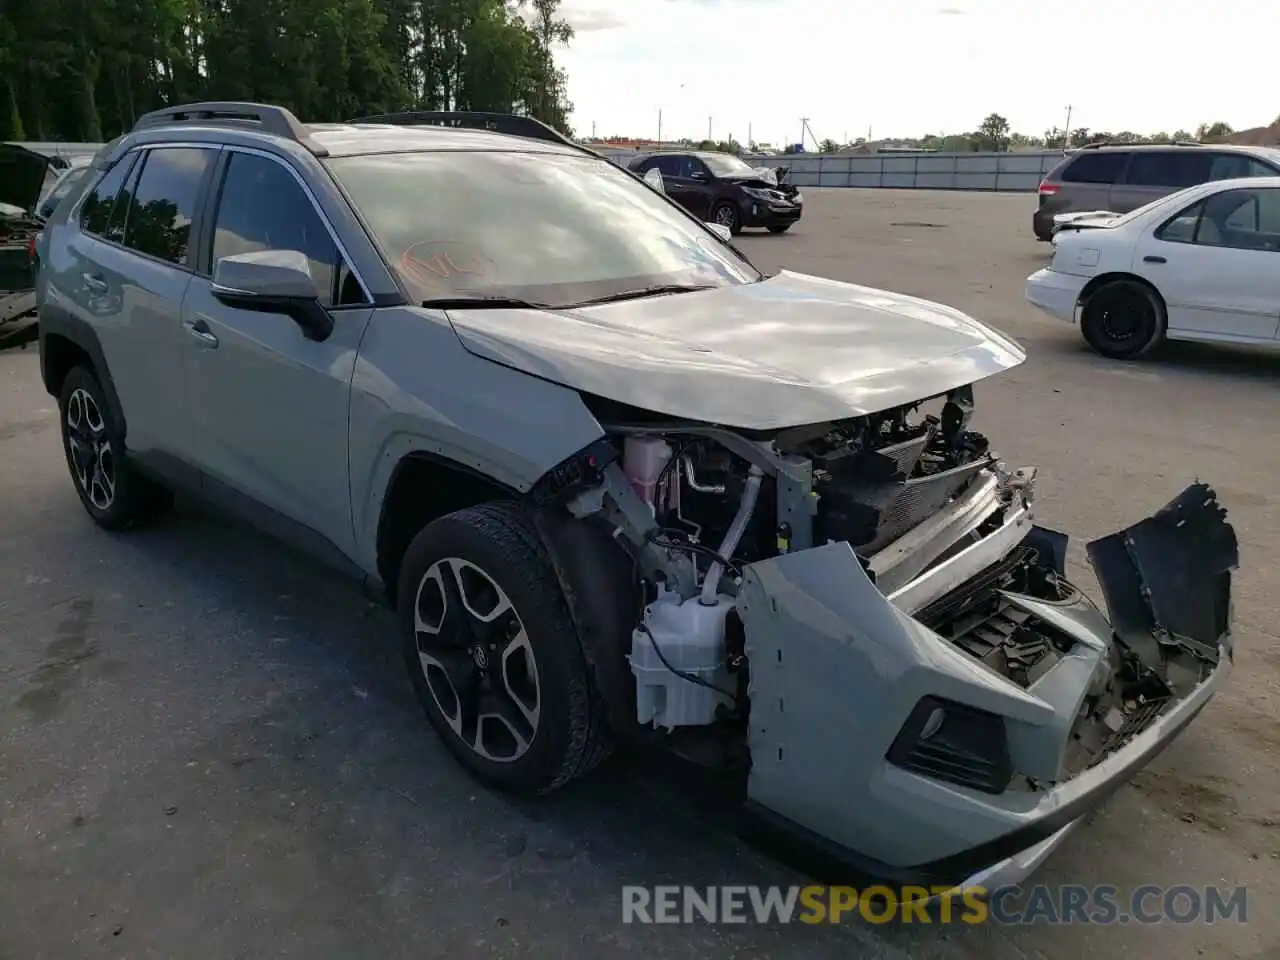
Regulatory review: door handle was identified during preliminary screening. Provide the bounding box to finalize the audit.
[82,273,108,294]
[1143,255,1167,264]
[183,317,220,348]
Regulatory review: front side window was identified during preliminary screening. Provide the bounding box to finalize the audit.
[211,151,365,307]
[79,154,139,239]
[121,147,216,267]
[327,150,760,307]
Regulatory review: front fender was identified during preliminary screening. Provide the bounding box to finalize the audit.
[347,306,606,575]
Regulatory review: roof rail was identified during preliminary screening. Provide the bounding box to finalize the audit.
[347,111,599,157]
[1077,138,1203,150]
[132,101,328,156]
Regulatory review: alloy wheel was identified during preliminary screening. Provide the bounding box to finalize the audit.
[65,387,116,511]
[413,557,541,762]
[715,205,738,229]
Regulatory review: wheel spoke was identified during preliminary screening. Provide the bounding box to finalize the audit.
[411,555,541,764]
[418,645,480,735]
[498,627,540,728]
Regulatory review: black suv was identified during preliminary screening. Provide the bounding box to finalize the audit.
[627,151,801,235]
[1033,142,1280,240]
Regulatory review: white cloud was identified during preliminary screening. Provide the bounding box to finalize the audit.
[559,0,1276,143]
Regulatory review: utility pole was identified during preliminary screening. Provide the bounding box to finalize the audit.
[748,122,752,148]
[799,117,808,150]
[1062,105,1073,152]
[591,120,596,139]
[657,108,663,147]
[708,116,712,142]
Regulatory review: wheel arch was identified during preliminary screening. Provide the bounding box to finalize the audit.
[1078,271,1165,311]
[38,303,127,437]
[375,451,519,605]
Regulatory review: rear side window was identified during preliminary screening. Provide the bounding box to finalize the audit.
[211,151,366,307]
[1060,151,1129,184]
[1123,151,1213,188]
[121,147,216,268]
[79,154,139,239]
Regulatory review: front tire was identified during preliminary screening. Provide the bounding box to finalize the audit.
[397,501,611,794]
[1080,279,1166,360]
[58,365,172,530]
[712,202,743,236]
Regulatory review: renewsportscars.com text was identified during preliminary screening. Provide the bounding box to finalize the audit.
[621,884,1249,926]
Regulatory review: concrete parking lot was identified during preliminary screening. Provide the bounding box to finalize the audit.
[2,188,1277,960]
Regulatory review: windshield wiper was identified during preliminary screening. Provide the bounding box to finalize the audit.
[422,295,550,310]
[563,284,716,308]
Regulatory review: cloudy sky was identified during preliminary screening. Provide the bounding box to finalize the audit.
[553,0,1276,145]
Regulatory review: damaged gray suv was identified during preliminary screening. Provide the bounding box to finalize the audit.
[37,102,1239,893]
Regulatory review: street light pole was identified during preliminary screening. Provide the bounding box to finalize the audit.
[657,108,663,147]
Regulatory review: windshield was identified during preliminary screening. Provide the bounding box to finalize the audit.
[702,154,756,177]
[328,151,760,306]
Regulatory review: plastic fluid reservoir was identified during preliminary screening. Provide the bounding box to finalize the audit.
[623,436,672,512]
[630,588,735,730]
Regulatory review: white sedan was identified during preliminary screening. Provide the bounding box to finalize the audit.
[1025,176,1280,359]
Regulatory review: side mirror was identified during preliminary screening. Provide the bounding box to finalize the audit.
[643,167,666,195]
[707,223,732,242]
[689,171,710,183]
[211,249,334,342]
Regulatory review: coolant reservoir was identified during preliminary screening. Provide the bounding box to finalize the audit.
[630,588,735,730]
[623,436,672,513]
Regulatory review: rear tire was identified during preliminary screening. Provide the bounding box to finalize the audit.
[1080,280,1166,360]
[766,224,792,234]
[58,365,172,530]
[397,501,612,794]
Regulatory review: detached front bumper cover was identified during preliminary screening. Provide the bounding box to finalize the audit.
[737,481,1239,890]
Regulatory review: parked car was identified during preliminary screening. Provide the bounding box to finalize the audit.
[1026,176,1280,358]
[1033,142,1280,241]
[626,150,802,234]
[0,142,54,343]
[38,102,1238,895]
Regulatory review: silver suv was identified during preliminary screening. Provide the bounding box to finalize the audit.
[37,102,1239,893]
[1034,142,1280,240]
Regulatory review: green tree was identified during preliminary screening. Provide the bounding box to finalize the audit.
[1196,120,1234,141]
[975,112,1010,151]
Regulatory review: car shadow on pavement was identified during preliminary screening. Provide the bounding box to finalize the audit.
[1040,336,1280,385]
[95,501,995,958]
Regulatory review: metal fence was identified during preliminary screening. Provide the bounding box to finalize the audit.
[596,147,1065,192]
[13,140,1065,192]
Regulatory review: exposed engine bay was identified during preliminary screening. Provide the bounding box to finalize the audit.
[541,384,1237,798]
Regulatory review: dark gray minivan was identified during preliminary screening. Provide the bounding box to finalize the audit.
[1033,143,1280,240]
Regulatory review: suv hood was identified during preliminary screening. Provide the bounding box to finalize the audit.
[444,269,1025,430]
[0,144,52,216]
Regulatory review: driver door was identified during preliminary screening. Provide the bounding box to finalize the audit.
[182,148,375,558]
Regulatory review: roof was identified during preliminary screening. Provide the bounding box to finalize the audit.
[121,103,591,162]
[307,123,582,158]
[1075,141,1280,161]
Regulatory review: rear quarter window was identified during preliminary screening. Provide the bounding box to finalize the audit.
[1060,151,1129,184]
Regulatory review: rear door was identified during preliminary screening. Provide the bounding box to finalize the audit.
[1136,187,1280,341]
[181,147,374,555]
[72,145,218,459]
[1110,150,1212,213]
